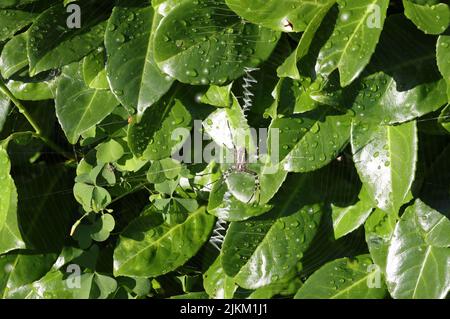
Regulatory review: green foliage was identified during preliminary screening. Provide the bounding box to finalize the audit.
[0,0,449,299]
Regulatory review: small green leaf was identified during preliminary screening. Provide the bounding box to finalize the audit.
[332,187,374,239]
[56,63,120,144]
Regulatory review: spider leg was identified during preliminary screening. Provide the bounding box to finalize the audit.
[242,168,261,205]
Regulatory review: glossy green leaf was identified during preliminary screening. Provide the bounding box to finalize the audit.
[221,175,323,289]
[386,199,450,299]
[225,0,332,32]
[351,15,447,124]
[56,63,120,144]
[203,255,236,299]
[82,49,109,90]
[0,32,28,79]
[27,1,112,76]
[295,255,387,299]
[200,84,232,107]
[6,79,55,101]
[153,0,280,85]
[127,85,192,159]
[315,0,389,87]
[403,0,450,35]
[248,278,302,299]
[105,0,173,114]
[364,209,397,273]
[269,108,351,173]
[0,93,10,132]
[113,206,214,277]
[0,252,57,298]
[351,120,418,214]
[277,1,335,80]
[332,187,374,239]
[0,146,25,255]
[0,9,36,42]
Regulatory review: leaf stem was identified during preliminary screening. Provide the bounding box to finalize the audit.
[0,80,73,160]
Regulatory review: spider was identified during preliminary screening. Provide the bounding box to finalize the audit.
[210,122,261,205]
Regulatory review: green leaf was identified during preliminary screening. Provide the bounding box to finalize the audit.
[439,103,450,133]
[0,147,25,254]
[153,0,280,85]
[248,277,302,299]
[437,35,450,100]
[351,120,418,214]
[0,32,28,79]
[113,206,215,277]
[82,49,109,90]
[203,255,236,299]
[56,62,120,144]
[386,199,450,299]
[105,0,174,114]
[315,0,389,87]
[225,0,332,32]
[17,270,94,299]
[403,0,450,35]
[351,15,447,124]
[269,108,351,173]
[221,175,323,289]
[364,209,397,273]
[295,255,386,299]
[5,77,55,101]
[200,84,232,108]
[0,93,10,133]
[96,139,125,164]
[127,85,192,159]
[27,1,112,76]
[0,252,57,298]
[0,9,36,42]
[277,1,335,80]
[332,187,374,239]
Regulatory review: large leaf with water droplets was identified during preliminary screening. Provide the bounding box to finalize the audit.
[225,0,332,33]
[56,63,120,144]
[27,1,113,76]
[0,252,57,298]
[113,206,214,277]
[403,0,450,35]
[127,85,192,159]
[105,0,173,115]
[153,0,280,85]
[0,9,36,42]
[221,174,323,289]
[351,120,418,215]
[295,255,387,299]
[315,0,389,87]
[350,15,447,124]
[269,107,351,173]
[386,199,450,299]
